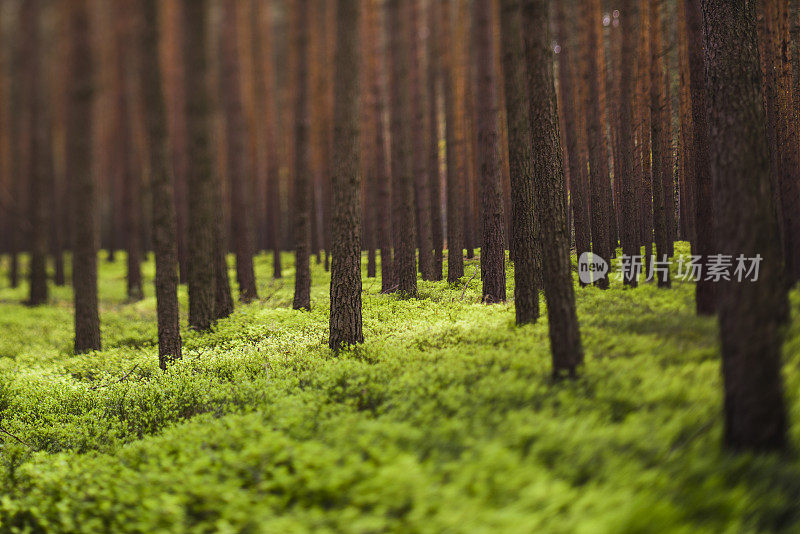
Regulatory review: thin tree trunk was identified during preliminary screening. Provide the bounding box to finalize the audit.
[183,0,216,330]
[141,0,182,367]
[221,0,258,303]
[616,0,640,286]
[21,0,49,306]
[583,0,611,288]
[292,0,312,310]
[427,0,444,282]
[499,0,537,323]
[441,0,464,283]
[523,0,583,377]
[329,0,363,349]
[649,0,670,288]
[410,0,434,281]
[69,0,100,353]
[387,0,418,297]
[473,0,506,304]
[684,0,716,314]
[702,0,788,452]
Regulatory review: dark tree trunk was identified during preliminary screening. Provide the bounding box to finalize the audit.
[410,0,434,282]
[555,2,590,281]
[618,0,640,287]
[684,0,716,314]
[474,0,506,304]
[68,0,101,353]
[292,0,312,310]
[366,0,393,294]
[499,0,538,323]
[183,0,216,330]
[677,3,696,246]
[638,3,654,274]
[441,0,464,284]
[329,0,363,349]
[141,0,182,367]
[221,0,258,303]
[649,0,671,288]
[387,0,418,297]
[21,0,49,306]
[523,0,583,377]
[427,0,444,282]
[583,0,611,288]
[701,0,788,451]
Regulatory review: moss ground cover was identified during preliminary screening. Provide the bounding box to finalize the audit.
[0,243,798,533]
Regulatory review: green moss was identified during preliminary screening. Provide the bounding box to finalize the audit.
[0,244,797,532]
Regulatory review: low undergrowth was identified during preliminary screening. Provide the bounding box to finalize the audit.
[0,244,798,533]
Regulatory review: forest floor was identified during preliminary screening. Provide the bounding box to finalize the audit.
[0,244,799,533]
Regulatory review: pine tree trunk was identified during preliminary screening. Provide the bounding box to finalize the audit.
[473,0,506,304]
[221,0,258,303]
[649,0,671,288]
[684,0,716,314]
[21,0,49,306]
[499,0,537,323]
[329,0,364,349]
[441,0,464,284]
[701,0,788,451]
[583,0,611,287]
[427,0,444,282]
[141,0,182,367]
[387,0,418,297]
[292,0,312,310]
[555,2,591,283]
[522,0,583,377]
[617,0,640,286]
[183,0,216,330]
[677,3,696,245]
[69,0,101,353]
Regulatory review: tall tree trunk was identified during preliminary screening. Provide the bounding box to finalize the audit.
[387,0,418,297]
[684,0,716,314]
[427,0,444,282]
[701,0,788,451]
[292,0,312,310]
[141,0,182,367]
[618,0,640,286]
[220,0,258,303]
[329,0,363,349]
[649,0,671,288]
[583,0,611,288]
[638,2,654,273]
[410,0,434,281]
[677,2,696,245]
[473,0,506,304]
[499,0,537,323]
[21,0,49,306]
[523,0,583,377]
[69,0,101,353]
[441,0,464,283]
[555,2,591,282]
[183,0,216,330]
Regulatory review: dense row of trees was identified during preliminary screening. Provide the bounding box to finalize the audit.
[0,0,795,451]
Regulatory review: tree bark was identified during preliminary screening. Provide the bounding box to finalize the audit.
[329,0,364,349]
[183,0,216,330]
[684,0,716,314]
[220,0,258,303]
[441,0,464,284]
[701,0,788,451]
[292,0,312,310]
[68,0,101,353]
[427,0,444,282]
[474,0,506,304]
[523,0,583,377]
[387,0,418,297]
[499,0,537,323]
[141,0,182,367]
[583,0,611,287]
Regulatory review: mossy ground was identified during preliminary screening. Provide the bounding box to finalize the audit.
[0,243,798,533]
